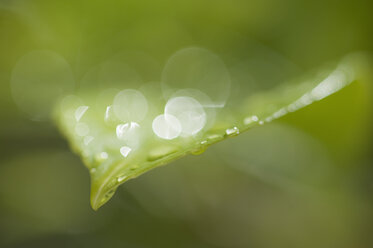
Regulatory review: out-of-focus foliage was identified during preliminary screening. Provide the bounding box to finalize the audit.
[1,0,373,247]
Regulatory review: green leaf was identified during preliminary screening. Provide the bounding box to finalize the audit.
[54,53,370,210]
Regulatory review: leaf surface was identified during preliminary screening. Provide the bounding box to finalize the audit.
[54,53,369,210]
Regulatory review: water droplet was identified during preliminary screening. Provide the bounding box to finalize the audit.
[104,105,118,125]
[95,151,109,162]
[152,114,181,140]
[192,147,207,156]
[191,140,209,155]
[206,134,223,142]
[120,146,132,158]
[101,189,116,205]
[116,122,140,140]
[75,105,89,122]
[130,164,139,170]
[225,127,240,136]
[244,115,259,125]
[191,148,206,155]
[259,121,264,125]
[117,174,128,183]
[115,122,141,149]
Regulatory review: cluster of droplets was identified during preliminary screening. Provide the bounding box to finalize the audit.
[245,62,355,126]
[58,46,237,174]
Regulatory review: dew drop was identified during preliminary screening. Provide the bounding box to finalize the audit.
[116,122,141,149]
[116,122,140,140]
[120,146,132,158]
[225,126,240,136]
[104,105,119,125]
[95,151,108,162]
[75,105,89,122]
[117,174,128,183]
[244,115,259,125]
[206,134,223,142]
[191,144,208,155]
[101,189,116,205]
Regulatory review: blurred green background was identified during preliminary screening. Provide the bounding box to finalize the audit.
[1,0,373,247]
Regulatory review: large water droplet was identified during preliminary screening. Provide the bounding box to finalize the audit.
[191,141,208,155]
